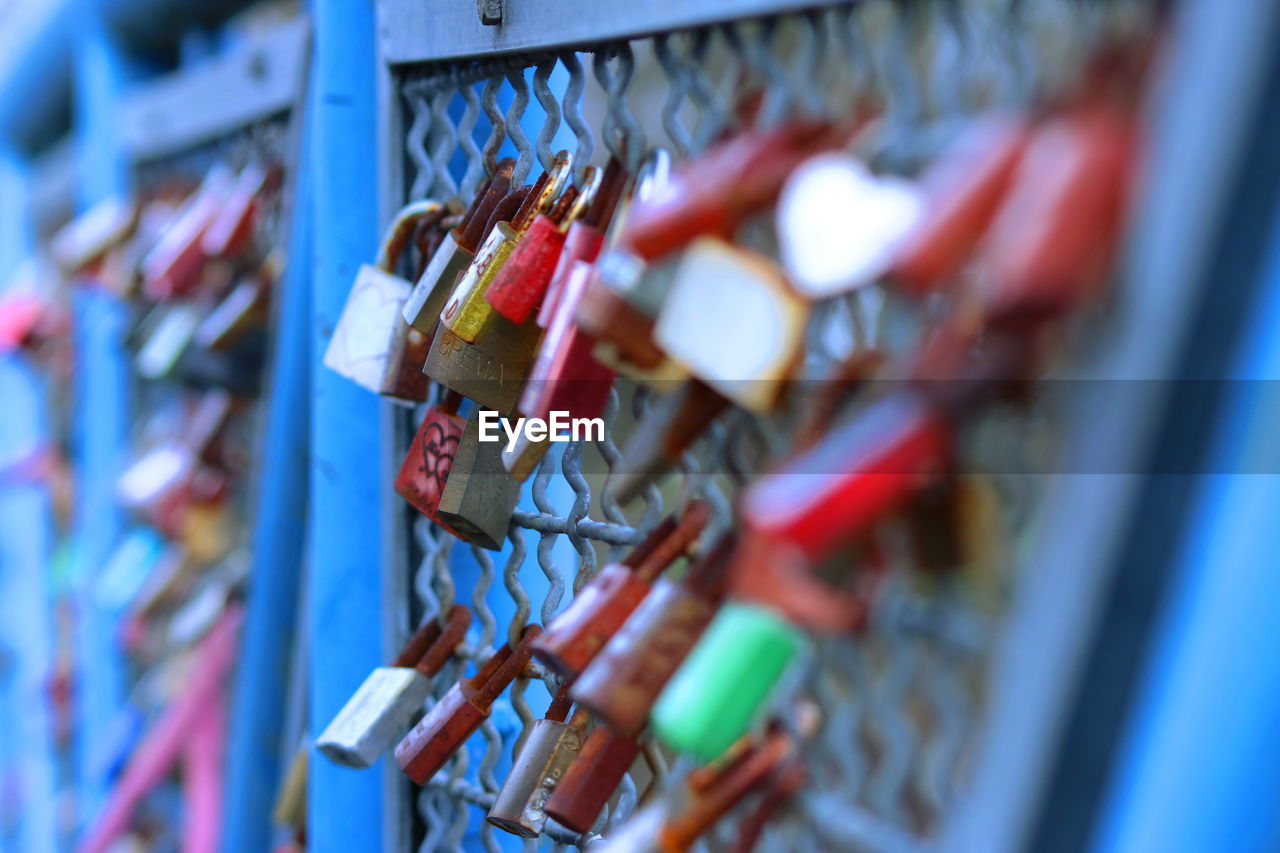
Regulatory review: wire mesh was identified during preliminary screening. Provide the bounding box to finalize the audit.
[390,1,1148,849]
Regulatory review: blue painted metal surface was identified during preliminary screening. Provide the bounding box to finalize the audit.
[306,1,386,849]
[68,9,134,832]
[0,142,59,853]
[221,118,314,853]
[1092,201,1280,853]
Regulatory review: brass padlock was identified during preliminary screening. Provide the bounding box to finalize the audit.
[487,688,590,837]
[316,605,471,768]
[322,199,450,403]
[434,409,522,550]
[439,153,572,343]
[403,159,515,334]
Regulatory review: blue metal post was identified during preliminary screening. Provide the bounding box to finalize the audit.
[69,9,134,831]
[1092,203,1280,853]
[0,144,59,853]
[221,121,314,853]
[307,2,386,849]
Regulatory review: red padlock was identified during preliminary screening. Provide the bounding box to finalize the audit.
[890,116,1030,296]
[742,391,952,563]
[395,624,542,784]
[535,159,628,329]
[571,533,736,739]
[974,106,1137,323]
[142,167,233,300]
[517,259,617,424]
[485,163,611,325]
[202,162,277,259]
[542,724,642,834]
[620,120,843,262]
[532,502,710,680]
[394,392,466,529]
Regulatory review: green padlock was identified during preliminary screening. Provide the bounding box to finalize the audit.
[651,601,803,764]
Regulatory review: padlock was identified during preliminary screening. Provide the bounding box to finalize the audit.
[487,687,589,837]
[889,116,1030,296]
[50,195,138,273]
[434,408,522,550]
[439,153,571,343]
[394,392,466,524]
[619,120,842,261]
[571,534,735,739]
[974,106,1136,323]
[776,152,922,298]
[322,199,449,401]
[532,502,709,679]
[193,278,268,351]
[272,744,309,829]
[317,604,471,768]
[403,159,515,334]
[660,725,800,852]
[516,259,617,434]
[135,303,202,380]
[422,183,548,414]
[141,166,234,300]
[543,723,641,834]
[536,158,629,330]
[203,161,277,259]
[651,602,804,764]
[741,390,951,563]
[395,624,542,784]
[605,380,728,505]
[484,164,604,324]
[654,237,809,412]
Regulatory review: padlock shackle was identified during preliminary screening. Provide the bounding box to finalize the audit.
[460,161,515,251]
[485,186,533,238]
[412,604,472,677]
[468,625,542,709]
[587,157,628,232]
[681,532,737,602]
[375,199,448,274]
[663,730,794,848]
[545,683,573,723]
[562,164,603,233]
[632,500,711,585]
[621,516,678,570]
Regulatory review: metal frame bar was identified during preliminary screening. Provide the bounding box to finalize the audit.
[378,0,849,65]
[307,2,389,851]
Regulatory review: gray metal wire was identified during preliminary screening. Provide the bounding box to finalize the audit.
[392,1,1130,849]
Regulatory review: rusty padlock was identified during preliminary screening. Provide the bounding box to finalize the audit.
[485,163,607,325]
[543,723,642,834]
[439,154,571,343]
[395,624,542,785]
[394,391,466,526]
[316,604,471,767]
[323,199,450,402]
[532,502,710,680]
[571,534,736,739]
[403,159,515,334]
[487,687,590,837]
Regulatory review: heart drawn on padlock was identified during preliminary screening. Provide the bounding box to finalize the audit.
[419,419,461,503]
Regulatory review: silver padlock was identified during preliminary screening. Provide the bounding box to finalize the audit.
[316,605,470,768]
[486,691,589,837]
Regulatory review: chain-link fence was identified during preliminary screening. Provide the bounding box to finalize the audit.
[387,1,1149,849]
